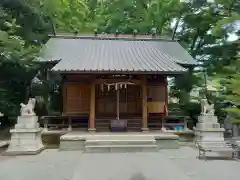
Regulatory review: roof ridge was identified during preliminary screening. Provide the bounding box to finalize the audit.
[48,34,177,42]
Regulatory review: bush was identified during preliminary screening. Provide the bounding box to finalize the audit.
[180,102,201,118]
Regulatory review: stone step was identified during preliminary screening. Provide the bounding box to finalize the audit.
[85,139,156,146]
[86,135,155,140]
[60,140,85,151]
[84,144,158,153]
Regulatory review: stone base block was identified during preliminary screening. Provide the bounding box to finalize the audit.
[141,128,149,132]
[4,128,44,156]
[88,128,96,132]
[15,123,39,129]
[194,128,225,142]
[198,115,218,123]
[196,122,220,130]
[4,146,44,156]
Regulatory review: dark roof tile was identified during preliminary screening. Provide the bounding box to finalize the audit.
[39,35,196,74]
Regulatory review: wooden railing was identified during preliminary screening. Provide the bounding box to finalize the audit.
[40,114,88,131]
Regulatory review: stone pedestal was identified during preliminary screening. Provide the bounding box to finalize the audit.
[88,128,96,132]
[194,114,225,142]
[5,115,44,155]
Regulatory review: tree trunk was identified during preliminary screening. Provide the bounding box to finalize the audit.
[172,14,182,40]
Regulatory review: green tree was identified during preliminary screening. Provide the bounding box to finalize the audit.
[41,0,89,32]
[171,0,239,105]
[84,0,183,34]
[221,54,240,123]
[0,1,50,116]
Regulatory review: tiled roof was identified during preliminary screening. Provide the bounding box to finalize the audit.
[39,35,197,74]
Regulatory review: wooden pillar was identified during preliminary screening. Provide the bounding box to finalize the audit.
[141,76,149,132]
[62,77,66,115]
[161,76,168,132]
[88,82,96,132]
[164,76,168,107]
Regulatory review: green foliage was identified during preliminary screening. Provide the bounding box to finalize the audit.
[43,0,183,34]
[222,57,240,124]
[226,107,240,124]
[170,0,239,108]
[180,102,201,117]
[41,0,89,32]
[171,68,201,104]
[0,0,50,116]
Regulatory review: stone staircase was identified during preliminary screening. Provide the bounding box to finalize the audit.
[59,132,179,151]
[60,133,158,152]
[84,135,158,153]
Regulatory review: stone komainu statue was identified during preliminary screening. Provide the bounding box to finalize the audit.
[20,98,36,116]
[200,98,215,115]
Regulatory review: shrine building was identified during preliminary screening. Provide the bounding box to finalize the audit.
[38,33,196,132]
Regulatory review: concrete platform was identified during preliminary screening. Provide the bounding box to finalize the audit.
[60,132,179,151]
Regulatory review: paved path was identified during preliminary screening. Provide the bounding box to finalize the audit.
[0,147,240,180]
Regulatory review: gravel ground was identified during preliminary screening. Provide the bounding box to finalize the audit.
[0,147,240,180]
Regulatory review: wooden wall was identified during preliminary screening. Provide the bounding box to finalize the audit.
[63,83,90,115]
[147,76,167,114]
[62,74,168,116]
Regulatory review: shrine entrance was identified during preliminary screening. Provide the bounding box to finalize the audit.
[95,83,142,119]
[94,76,143,131]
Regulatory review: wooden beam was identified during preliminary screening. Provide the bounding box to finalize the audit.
[95,79,142,85]
[141,76,149,132]
[88,82,96,132]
